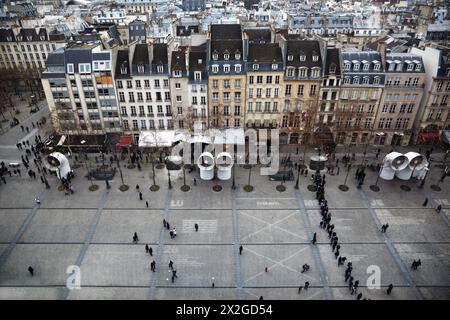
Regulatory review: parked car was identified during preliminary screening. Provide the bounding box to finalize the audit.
[269,169,294,181]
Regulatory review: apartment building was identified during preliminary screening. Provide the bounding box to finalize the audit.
[337,51,385,146]
[0,27,66,71]
[115,43,172,143]
[316,48,341,147]
[170,47,190,130]
[375,53,425,146]
[188,45,208,131]
[280,38,325,145]
[245,42,284,130]
[411,47,450,144]
[41,42,121,135]
[208,24,246,129]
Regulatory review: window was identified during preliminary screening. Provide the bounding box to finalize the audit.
[312,55,318,62]
[129,92,135,102]
[235,64,241,73]
[212,65,219,73]
[353,77,360,85]
[173,70,181,77]
[224,53,229,60]
[374,63,380,71]
[344,77,351,85]
[223,65,230,73]
[344,62,351,70]
[67,63,74,74]
[275,76,280,84]
[362,77,370,85]
[378,118,385,129]
[299,68,307,78]
[382,104,388,113]
[253,64,259,70]
[213,53,218,60]
[297,85,304,97]
[146,92,152,101]
[373,77,380,85]
[272,64,278,70]
[287,68,294,77]
[363,63,369,71]
[194,71,201,81]
[285,85,292,96]
[136,80,141,88]
[288,55,293,61]
[266,88,271,98]
[224,80,230,88]
[407,63,414,71]
[257,76,263,84]
[310,85,316,96]
[247,102,253,112]
[157,65,164,73]
[353,63,360,71]
[235,52,241,60]
[79,63,91,73]
[415,64,422,71]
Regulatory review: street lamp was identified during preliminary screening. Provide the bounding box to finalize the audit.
[294,160,301,190]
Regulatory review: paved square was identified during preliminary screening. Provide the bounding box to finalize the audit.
[0,150,449,300]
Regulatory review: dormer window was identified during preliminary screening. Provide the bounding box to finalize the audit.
[362,76,370,84]
[329,64,336,74]
[121,63,127,74]
[344,77,351,84]
[173,70,181,77]
[353,77,360,84]
[27,36,32,41]
[311,68,320,78]
[6,36,12,41]
[198,59,203,64]
[363,63,369,71]
[138,64,145,73]
[299,67,307,78]
[374,77,380,85]
[212,51,218,60]
[223,64,230,73]
[212,65,219,73]
[288,55,293,61]
[17,36,22,41]
[224,52,230,60]
[388,63,395,71]
[40,36,45,41]
[194,71,201,81]
[312,55,318,62]
[272,64,278,70]
[235,51,241,60]
[67,63,74,74]
[353,62,360,71]
[396,63,403,71]
[344,61,351,70]
[415,63,422,71]
[374,63,380,71]
[253,64,259,71]
[300,54,306,61]
[157,65,164,73]
[235,64,241,73]
[407,63,414,71]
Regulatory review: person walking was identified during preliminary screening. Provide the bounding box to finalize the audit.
[145,244,149,253]
[422,198,428,207]
[163,219,167,228]
[146,201,149,208]
[193,178,197,186]
[387,284,393,295]
[139,191,143,201]
[298,286,303,294]
[166,222,170,230]
[436,205,442,213]
[311,232,317,245]
[136,184,140,190]
[149,247,153,256]
[356,293,363,300]
[150,261,156,272]
[169,260,174,270]
[28,266,34,276]
[195,223,199,232]
[304,281,310,290]
[239,245,243,255]
[133,232,139,243]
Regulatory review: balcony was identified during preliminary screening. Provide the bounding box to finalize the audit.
[157,113,164,117]
[166,112,172,116]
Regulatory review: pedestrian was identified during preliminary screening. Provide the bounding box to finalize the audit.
[169,260,174,270]
[311,232,317,245]
[163,219,167,228]
[28,266,34,276]
[35,196,40,204]
[26,126,29,133]
[335,250,340,259]
[356,293,362,300]
[265,267,268,272]
[195,223,199,232]
[146,201,149,208]
[1,176,5,184]
[387,284,393,295]
[166,222,170,230]
[259,296,263,300]
[172,270,177,278]
[133,232,139,243]
[337,167,340,175]
[145,244,149,253]
[436,205,442,213]
[411,260,417,270]
[21,125,24,132]
[149,247,153,256]
[169,230,174,239]
[150,261,156,272]
[139,191,143,200]
[136,184,140,190]
[422,197,428,207]
[212,282,215,288]
[193,178,197,186]
[304,281,309,290]
[239,245,243,255]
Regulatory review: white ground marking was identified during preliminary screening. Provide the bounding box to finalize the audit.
[243,246,317,283]
[240,211,306,241]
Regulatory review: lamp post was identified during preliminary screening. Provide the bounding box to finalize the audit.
[167,167,172,190]
[294,160,301,190]
[81,140,93,187]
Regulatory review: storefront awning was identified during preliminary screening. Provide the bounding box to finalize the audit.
[116,135,133,147]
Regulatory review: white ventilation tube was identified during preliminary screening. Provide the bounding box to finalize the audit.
[216,152,233,180]
[197,152,215,180]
